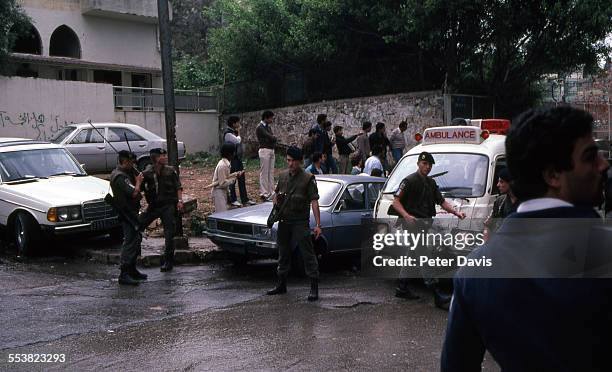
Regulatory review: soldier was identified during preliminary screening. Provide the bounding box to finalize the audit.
[110,150,145,286]
[392,151,466,309]
[483,167,519,239]
[141,148,184,272]
[266,146,322,301]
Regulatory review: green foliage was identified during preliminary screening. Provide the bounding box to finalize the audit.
[0,0,31,74]
[204,0,612,116]
[181,151,220,167]
[174,54,223,89]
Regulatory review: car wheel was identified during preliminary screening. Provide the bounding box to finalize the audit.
[14,212,40,257]
[138,157,152,171]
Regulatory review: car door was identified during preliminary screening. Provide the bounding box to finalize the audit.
[330,183,369,252]
[105,127,149,171]
[64,128,107,173]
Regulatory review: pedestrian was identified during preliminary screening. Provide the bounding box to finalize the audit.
[302,129,316,168]
[266,146,322,301]
[320,153,329,174]
[310,114,327,155]
[441,106,610,371]
[483,167,519,240]
[369,122,391,171]
[323,121,338,174]
[356,121,372,162]
[334,125,361,174]
[110,150,145,286]
[363,146,385,176]
[211,144,243,213]
[350,153,363,175]
[140,148,184,272]
[370,168,384,177]
[390,121,408,164]
[224,116,255,207]
[392,151,466,308]
[305,152,324,175]
[256,110,277,201]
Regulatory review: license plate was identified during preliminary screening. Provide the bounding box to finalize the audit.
[91,218,118,231]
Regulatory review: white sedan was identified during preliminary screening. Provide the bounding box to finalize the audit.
[50,122,186,173]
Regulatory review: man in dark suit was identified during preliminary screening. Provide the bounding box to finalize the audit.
[441,106,610,371]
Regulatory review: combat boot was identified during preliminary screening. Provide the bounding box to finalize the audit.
[307,278,319,301]
[118,266,139,286]
[266,275,287,295]
[130,264,148,280]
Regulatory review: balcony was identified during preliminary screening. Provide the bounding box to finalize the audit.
[113,86,217,112]
[81,0,169,24]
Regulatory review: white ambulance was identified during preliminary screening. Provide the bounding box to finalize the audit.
[373,119,510,238]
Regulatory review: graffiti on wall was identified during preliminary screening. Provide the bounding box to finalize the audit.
[0,111,76,141]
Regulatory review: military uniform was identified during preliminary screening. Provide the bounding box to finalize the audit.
[275,168,320,278]
[140,163,182,268]
[484,194,518,233]
[110,165,143,283]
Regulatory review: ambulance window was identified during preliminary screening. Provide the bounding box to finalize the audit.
[491,158,507,195]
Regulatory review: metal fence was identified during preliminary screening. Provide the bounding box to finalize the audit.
[113,86,218,112]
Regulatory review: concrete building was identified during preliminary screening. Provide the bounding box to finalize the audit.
[0,0,219,154]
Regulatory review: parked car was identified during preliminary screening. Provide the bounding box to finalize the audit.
[204,175,385,265]
[50,123,186,173]
[0,138,121,256]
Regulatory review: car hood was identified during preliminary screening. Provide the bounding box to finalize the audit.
[209,203,273,225]
[2,176,110,206]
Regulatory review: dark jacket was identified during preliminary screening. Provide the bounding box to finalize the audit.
[223,127,243,159]
[256,122,277,149]
[335,134,358,155]
[442,206,611,372]
[110,167,141,220]
[302,136,315,160]
[310,123,324,153]
[142,165,182,207]
[369,131,390,152]
[275,168,319,222]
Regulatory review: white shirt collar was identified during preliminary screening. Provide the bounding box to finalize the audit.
[516,198,573,213]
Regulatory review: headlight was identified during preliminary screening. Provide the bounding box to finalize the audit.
[254,225,272,238]
[47,205,82,222]
[207,219,217,230]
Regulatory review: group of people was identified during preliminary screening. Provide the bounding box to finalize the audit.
[110,148,183,285]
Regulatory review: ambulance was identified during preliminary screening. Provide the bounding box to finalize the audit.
[373,119,510,245]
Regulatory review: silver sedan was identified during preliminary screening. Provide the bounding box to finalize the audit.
[51,123,186,173]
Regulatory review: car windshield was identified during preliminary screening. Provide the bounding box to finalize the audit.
[383,153,490,197]
[0,148,86,182]
[49,127,75,144]
[316,180,343,206]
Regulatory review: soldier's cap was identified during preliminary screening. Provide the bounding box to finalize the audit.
[117,150,136,161]
[286,146,303,161]
[150,148,167,156]
[418,151,435,164]
[498,167,513,182]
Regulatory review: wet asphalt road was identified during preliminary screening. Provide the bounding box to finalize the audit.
[0,243,498,371]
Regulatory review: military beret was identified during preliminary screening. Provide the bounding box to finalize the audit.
[498,167,513,182]
[286,146,303,160]
[418,151,435,164]
[150,148,167,156]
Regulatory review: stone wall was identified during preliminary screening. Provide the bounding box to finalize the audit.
[223,90,444,157]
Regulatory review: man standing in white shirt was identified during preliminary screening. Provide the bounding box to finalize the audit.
[256,111,277,201]
[363,145,385,176]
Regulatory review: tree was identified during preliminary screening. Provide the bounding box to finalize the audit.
[205,0,612,116]
[0,0,31,74]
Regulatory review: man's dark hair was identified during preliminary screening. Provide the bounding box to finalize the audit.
[311,152,323,163]
[220,143,235,159]
[399,121,408,129]
[308,128,316,136]
[350,152,362,167]
[117,150,133,165]
[227,116,240,127]
[262,110,274,120]
[362,121,372,131]
[376,122,385,131]
[333,125,342,134]
[506,106,593,201]
[317,114,327,124]
[370,168,383,177]
[372,145,384,156]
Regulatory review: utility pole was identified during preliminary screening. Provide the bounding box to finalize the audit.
[157,0,186,243]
